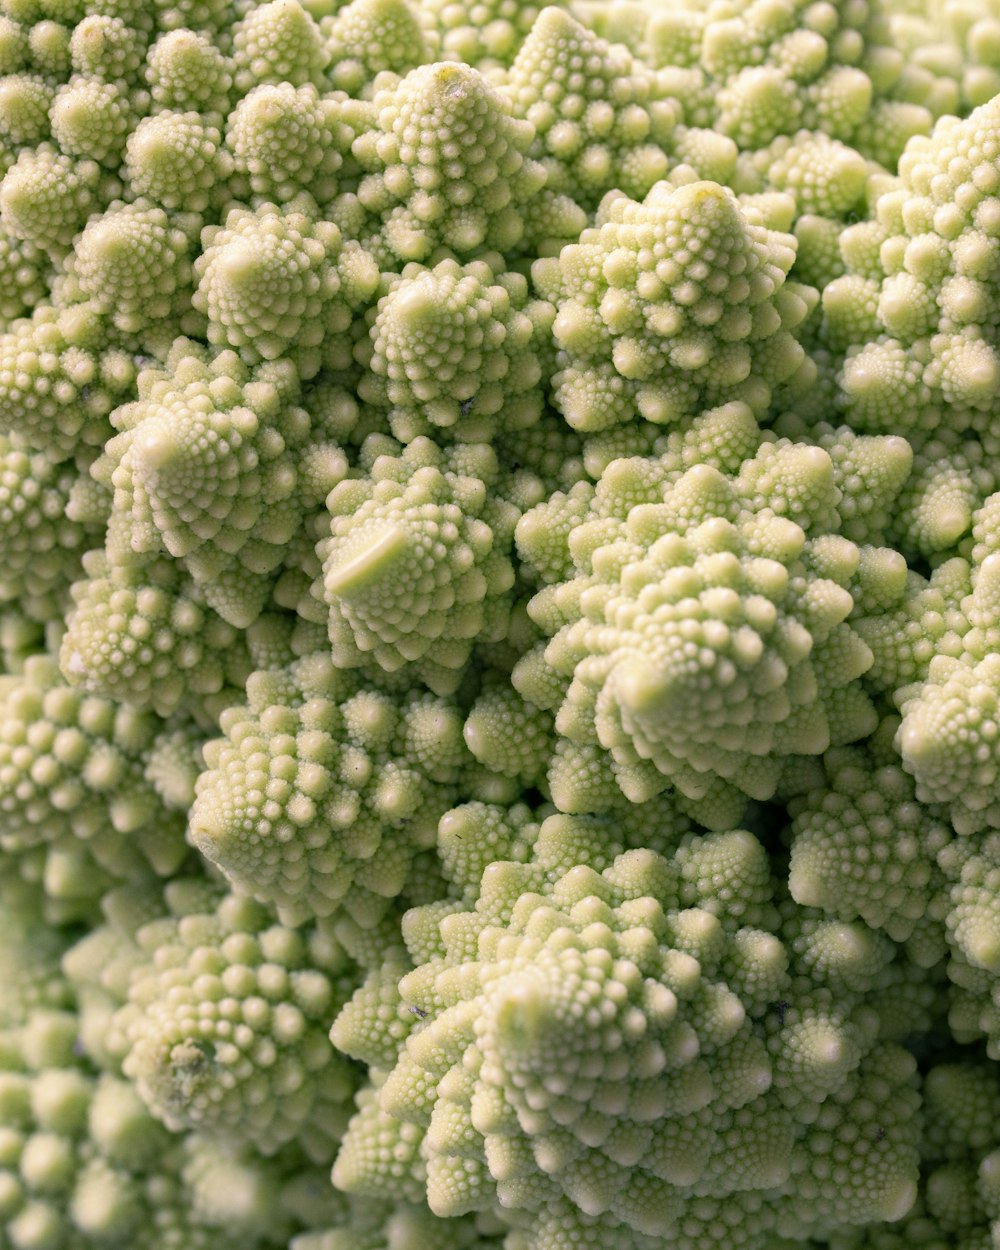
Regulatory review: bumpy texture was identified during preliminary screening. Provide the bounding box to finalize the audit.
[308,437,519,692]
[65,199,196,339]
[359,258,547,444]
[504,7,677,206]
[342,60,585,264]
[225,83,352,204]
[99,341,349,628]
[533,174,811,433]
[788,737,951,955]
[0,436,105,624]
[0,889,335,1250]
[192,199,379,375]
[514,437,877,815]
[0,303,137,458]
[115,892,358,1156]
[332,827,923,1249]
[322,0,432,95]
[60,549,253,717]
[189,650,473,925]
[835,92,1000,435]
[0,655,191,919]
[1,0,1000,1245]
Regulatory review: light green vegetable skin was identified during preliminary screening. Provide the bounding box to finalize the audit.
[4,0,1000,1246]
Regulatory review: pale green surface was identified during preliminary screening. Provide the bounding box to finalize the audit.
[0,0,999,1247]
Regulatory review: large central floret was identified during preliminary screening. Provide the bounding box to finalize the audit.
[331,826,923,1249]
[514,436,877,813]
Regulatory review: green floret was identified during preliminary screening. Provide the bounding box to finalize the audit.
[114,891,358,1156]
[620,0,905,153]
[889,432,997,559]
[358,258,547,444]
[434,800,539,903]
[149,0,236,39]
[502,7,677,208]
[63,199,197,340]
[123,110,231,213]
[325,1079,428,1210]
[894,553,1000,834]
[0,143,105,257]
[0,654,191,914]
[343,60,580,265]
[224,82,355,205]
[188,649,474,926]
[792,214,847,289]
[822,278,883,356]
[771,415,914,547]
[5,905,350,1245]
[0,436,105,626]
[924,1060,1000,1162]
[0,70,53,145]
[143,29,232,117]
[332,827,921,1250]
[533,175,810,434]
[59,549,252,717]
[515,400,761,584]
[940,850,1000,1055]
[853,555,973,697]
[513,439,877,814]
[513,477,591,585]
[321,0,432,97]
[770,1042,922,1239]
[49,74,136,166]
[494,407,586,498]
[970,487,1000,566]
[0,1019,179,1250]
[715,66,807,151]
[0,302,135,457]
[462,684,553,784]
[851,99,933,170]
[833,92,1000,435]
[0,225,48,321]
[99,341,348,628]
[62,877,215,1071]
[0,15,29,75]
[143,720,205,811]
[336,847,774,1232]
[941,831,1000,980]
[3,0,1000,1239]
[861,1061,1000,1249]
[231,0,330,95]
[787,736,952,953]
[414,0,557,68]
[306,437,519,691]
[69,13,147,87]
[175,1134,339,1247]
[735,131,869,219]
[440,799,697,912]
[665,124,738,186]
[192,198,379,376]
[898,650,1000,836]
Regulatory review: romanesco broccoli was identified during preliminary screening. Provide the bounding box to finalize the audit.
[2,0,1000,1247]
